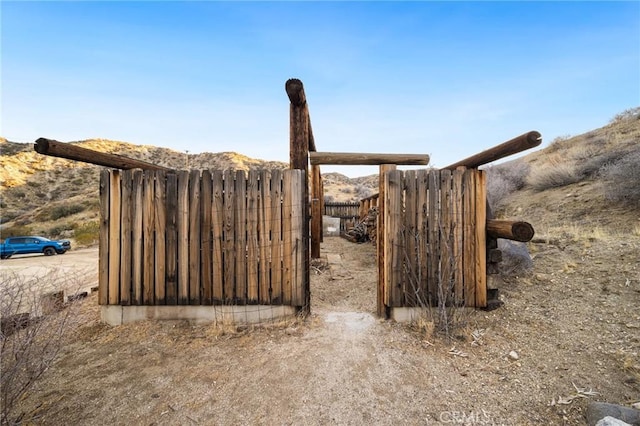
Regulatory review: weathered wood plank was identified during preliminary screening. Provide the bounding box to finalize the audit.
[427,170,440,305]
[189,170,201,305]
[385,170,404,307]
[98,169,110,305]
[270,169,283,304]
[258,171,272,304]
[452,168,465,305]
[289,170,305,306]
[403,170,417,306]
[119,170,133,305]
[154,171,167,304]
[439,169,453,306]
[247,170,259,303]
[282,171,294,305]
[416,170,429,307]
[235,170,247,303]
[310,165,322,259]
[474,170,487,308]
[177,170,190,305]
[223,170,236,302]
[130,169,143,305]
[108,170,121,305]
[142,170,155,305]
[463,170,477,307]
[201,170,213,305]
[378,164,396,315]
[212,171,224,303]
[165,172,178,305]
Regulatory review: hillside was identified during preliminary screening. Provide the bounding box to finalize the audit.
[1,108,638,246]
[486,107,640,236]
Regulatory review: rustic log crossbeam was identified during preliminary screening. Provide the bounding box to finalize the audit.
[487,219,535,242]
[310,152,430,166]
[34,138,171,171]
[443,131,542,170]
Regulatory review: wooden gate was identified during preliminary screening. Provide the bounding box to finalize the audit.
[98,168,307,308]
[382,169,487,309]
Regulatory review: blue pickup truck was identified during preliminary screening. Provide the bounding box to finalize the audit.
[0,236,71,259]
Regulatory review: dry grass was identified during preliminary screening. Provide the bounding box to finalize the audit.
[527,157,581,192]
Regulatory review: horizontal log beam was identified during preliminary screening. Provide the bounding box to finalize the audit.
[487,219,535,242]
[443,131,542,170]
[34,138,171,171]
[310,152,430,166]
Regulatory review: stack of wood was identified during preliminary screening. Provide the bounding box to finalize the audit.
[342,207,378,244]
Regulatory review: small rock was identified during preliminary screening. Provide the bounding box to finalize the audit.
[595,416,631,426]
[586,402,640,426]
[508,350,519,361]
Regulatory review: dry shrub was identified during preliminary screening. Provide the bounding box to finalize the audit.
[600,149,640,207]
[1,269,85,425]
[498,240,533,276]
[527,157,580,191]
[609,106,640,124]
[485,160,530,211]
[576,149,626,179]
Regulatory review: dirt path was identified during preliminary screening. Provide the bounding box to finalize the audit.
[8,236,640,425]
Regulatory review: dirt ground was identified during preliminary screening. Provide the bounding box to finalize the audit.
[5,233,640,425]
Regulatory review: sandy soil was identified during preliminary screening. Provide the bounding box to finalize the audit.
[5,235,640,425]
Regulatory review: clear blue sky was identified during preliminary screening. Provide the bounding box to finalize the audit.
[2,1,638,177]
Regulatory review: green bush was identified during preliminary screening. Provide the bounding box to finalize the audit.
[0,225,33,239]
[50,204,85,220]
[48,223,74,238]
[73,221,100,246]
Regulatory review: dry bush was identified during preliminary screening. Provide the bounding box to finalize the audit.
[527,157,581,191]
[1,270,85,425]
[600,149,640,207]
[401,227,472,338]
[485,160,530,211]
[576,149,626,179]
[498,240,533,276]
[609,106,640,124]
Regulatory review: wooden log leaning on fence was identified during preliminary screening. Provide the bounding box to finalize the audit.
[487,219,535,242]
[34,138,171,171]
[442,131,542,170]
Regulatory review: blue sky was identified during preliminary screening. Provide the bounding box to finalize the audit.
[2,1,638,177]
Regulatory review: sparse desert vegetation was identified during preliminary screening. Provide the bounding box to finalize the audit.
[0,108,639,425]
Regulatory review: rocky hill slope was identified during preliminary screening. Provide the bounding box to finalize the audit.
[1,107,638,244]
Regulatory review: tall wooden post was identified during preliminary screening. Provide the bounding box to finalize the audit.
[377,164,396,317]
[286,78,311,313]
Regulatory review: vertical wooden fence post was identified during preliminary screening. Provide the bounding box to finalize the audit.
[311,165,322,259]
[286,78,310,313]
[378,164,396,317]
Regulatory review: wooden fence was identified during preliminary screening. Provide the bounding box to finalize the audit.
[98,169,306,307]
[383,169,486,308]
[323,202,360,219]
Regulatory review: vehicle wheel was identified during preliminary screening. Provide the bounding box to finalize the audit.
[0,255,8,260]
[43,247,56,256]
